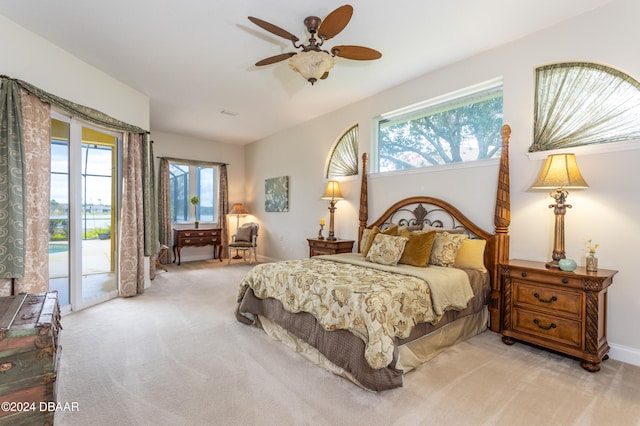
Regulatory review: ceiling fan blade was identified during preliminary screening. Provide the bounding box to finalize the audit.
[255,52,297,66]
[318,5,353,40]
[331,45,382,60]
[248,16,299,42]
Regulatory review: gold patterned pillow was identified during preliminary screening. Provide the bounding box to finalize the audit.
[429,232,468,267]
[366,234,409,266]
[361,225,399,256]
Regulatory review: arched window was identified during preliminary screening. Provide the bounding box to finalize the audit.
[530,62,640,152]
[326,125,358,178]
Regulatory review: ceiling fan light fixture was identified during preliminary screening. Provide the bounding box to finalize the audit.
[288,51,335,85]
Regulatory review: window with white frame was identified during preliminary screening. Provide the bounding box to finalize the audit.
[169,162,218,224]
[376,80,503,173]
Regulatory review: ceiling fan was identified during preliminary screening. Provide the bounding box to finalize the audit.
[248,4,382,85]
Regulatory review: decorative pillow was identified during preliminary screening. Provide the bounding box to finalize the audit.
[360,228,372,253]
[454,238,487,272]
[398,229,437,267]
[365,234,409,266]
[381,224,399,236]
[429,232,468,267]
[361,227,380,257]
[422,224,466,234]
[361,225,398,257]
[235,225,253,242]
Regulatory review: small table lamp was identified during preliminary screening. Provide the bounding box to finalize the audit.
[321,181,344,241]
[531,153,588,269]
[228,203,249,259]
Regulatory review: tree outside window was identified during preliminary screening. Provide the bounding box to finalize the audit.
[377,84,503,172]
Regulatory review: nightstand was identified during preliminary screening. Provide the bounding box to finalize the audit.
[500,259,617,372]
[307,238,354,257]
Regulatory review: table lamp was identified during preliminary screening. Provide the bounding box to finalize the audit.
[531,153,588,268]
[321,181,344,241]
[228,203,249,259]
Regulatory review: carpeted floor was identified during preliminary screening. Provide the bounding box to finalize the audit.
[55,259,640,426]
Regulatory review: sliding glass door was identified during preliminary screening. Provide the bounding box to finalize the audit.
[49,114,120,311]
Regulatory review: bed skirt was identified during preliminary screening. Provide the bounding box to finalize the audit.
[237,290,488,391]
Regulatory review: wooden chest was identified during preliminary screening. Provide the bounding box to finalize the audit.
[0,292,62,426]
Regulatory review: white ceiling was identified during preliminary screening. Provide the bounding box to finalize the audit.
[0,0,614,145]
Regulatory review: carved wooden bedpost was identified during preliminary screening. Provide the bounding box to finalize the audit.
[358,153,369,252]
[489,124,511,332]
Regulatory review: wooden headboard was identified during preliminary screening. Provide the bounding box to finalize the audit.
[357,124,511,332]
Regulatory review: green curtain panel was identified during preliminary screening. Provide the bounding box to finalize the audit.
[531,62,640,152]
[0,79,26,278]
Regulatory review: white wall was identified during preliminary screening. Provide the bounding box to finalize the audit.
[245,0,640,364]
[151,131,246,262]
[0,15,149,130]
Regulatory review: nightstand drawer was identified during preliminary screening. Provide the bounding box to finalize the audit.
[307,238,354,257]
[510,268,584,288]
[514,282,582,317]
[513,308,582,348]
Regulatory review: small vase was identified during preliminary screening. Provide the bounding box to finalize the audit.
[586,254,598,272]
[195,222,199,229]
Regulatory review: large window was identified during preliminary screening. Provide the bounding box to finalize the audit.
[376,80,503,173]
[169,162,218,224]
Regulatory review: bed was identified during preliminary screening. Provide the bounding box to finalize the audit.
[235,125,512,391]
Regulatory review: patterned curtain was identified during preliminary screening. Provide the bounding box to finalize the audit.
[157,158,172,263]
[0,79,26,284]
[14,90,51,294]
[219,164,229,258]
[530,62,640,152]
[142,136,159,280]
[118,133,145,297]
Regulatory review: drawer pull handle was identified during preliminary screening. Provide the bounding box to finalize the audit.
[521,272,527,277]
[533,293,558,304]
[562,278,569,284]
[533,319,556,330]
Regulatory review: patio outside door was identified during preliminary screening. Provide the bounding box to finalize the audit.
[49,116,120,311]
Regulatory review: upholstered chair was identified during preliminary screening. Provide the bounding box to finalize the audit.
[228,222,259,264]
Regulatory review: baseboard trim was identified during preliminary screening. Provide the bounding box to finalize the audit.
[609,343,640,367]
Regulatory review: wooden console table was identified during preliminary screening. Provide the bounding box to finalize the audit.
[173,228,222,265]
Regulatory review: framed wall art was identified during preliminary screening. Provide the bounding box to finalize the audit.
[265,176,289,212]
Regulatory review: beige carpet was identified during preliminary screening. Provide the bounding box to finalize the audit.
[56,260,640,426]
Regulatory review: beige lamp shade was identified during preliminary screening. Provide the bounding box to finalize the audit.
[321,181,344,200]
[531,153,589,189]
[228,203,249,216]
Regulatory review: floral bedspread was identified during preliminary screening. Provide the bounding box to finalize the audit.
[237,255,472,369]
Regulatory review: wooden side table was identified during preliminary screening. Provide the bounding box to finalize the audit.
[500,259,617,372]
[307,238,354,257]
[173,228,222,265]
